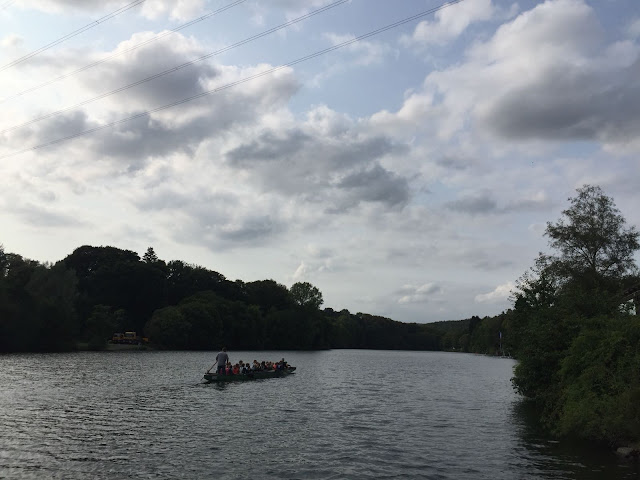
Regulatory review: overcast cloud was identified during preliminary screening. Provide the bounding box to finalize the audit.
[0,0,638,323]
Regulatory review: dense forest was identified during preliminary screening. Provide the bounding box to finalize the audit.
[2,184,639,447]
[0,241,508,354]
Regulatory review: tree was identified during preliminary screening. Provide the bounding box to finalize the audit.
[145,306,191,349]
[545,185,639,281]
[245,279,294,315]
[0,253,79,352]
[85,305,117,350]
[289,282,323,310]
[511,185,640,439]
[0,244,7,276]
[165,260,227,305]
[62,245,141,325]
[0,244,7,306]
[142,247,160,264]
[555,316,640,443]
[176,292,224,350]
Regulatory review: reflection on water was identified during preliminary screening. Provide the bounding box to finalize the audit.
[511,400,640,479]
[0,350,636,479]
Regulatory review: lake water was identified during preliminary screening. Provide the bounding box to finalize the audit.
[0,349,637,479]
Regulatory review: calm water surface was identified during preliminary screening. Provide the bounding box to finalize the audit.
[0,350,637,479]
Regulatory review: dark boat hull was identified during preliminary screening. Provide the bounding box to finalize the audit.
[203,367,296,383]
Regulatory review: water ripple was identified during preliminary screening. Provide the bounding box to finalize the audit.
[0,350,634,479]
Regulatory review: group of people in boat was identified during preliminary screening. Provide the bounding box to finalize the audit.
[206,347,290,376]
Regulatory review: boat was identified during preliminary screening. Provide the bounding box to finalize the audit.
[203,367,296,383]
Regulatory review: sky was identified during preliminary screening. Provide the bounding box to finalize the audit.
[1,0,639,323]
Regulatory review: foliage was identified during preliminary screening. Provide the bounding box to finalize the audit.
[145,306,191,350]
[85,305,118,350]
[244,279,294,315]
[546,185,639,281]
[142,247,160,264]
[423,313,515,355]
[5,242,467,352]
[324,309,442,351]
[290,282,323,310]
[0,251,79,352]
[510,185,640,445]
[0,242,534,357]
[556,316,640,444]
[63,246,154,334]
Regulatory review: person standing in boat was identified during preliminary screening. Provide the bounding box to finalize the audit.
[207,347,229,375]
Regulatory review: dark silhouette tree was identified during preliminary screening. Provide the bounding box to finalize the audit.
[545,185,639,281]
[290,281,323,310]
[142,247,160,264]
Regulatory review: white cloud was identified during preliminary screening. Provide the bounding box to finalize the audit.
[223,105,410,212]
[309,33,396,87]
[475,282,514,303]
[292,261,308,281]
[627,17,640,38]
[1,34,23,48]
[1,31,301,169]
[141,0,206,21]
[398,283,442,304]
[389,0,640,153]
[400,0,495,47]
[2,0,638,324]
[323,33,395,66]
[19,0,206,21]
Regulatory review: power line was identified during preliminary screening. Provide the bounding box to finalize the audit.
[0,0,466,160]
[0,0,147,73]
[0,0,249,105]
[0,0,349,134]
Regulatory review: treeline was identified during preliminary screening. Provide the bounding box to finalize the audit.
[507,185,640,447]
[429,312,515,356]
[1,243,502,353]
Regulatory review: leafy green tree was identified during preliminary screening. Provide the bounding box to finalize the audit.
[546,185,639,281]
[63,245,169,334]
[328,310,359,348]
[85,305,117,350]
[0,252,79,352]
[166,260,228,304]
[290,282,323,310]
[25,262,79,351]
[177,291,224,350]
[556,316,640,444]
[511,185,639,438]
[0,251,37,351]
[145,306,191,349]
[245,279,294,315]
[265,309,300,349]
[63,245,140,325]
